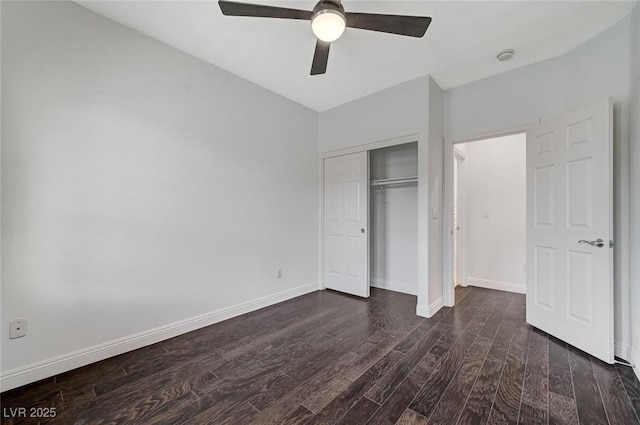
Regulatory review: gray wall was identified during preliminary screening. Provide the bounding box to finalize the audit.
[1,0,319,384]
[444,15,634,359]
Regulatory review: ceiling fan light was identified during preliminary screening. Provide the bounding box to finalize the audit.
[311,9,346,42]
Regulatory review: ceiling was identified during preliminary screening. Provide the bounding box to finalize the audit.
[76,1,637,111]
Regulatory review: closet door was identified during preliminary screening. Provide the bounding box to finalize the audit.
[323,151,369,298]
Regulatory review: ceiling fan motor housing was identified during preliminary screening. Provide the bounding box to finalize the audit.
[312,0,345,17]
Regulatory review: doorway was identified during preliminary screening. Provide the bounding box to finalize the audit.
[445,133,527,303]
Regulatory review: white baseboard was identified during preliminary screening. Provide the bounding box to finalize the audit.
[0,282,319,392]
[370,278,417,296]
[416,296,444,318]
[467,277,526,294]
[615,341,632,361]
[630,346,640,382]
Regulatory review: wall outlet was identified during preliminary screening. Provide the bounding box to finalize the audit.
[276,268,283,279]
[523,264,527,272]
[483,210,490,219]
[10,319,27,339]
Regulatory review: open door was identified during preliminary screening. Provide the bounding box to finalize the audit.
[323,151,369,298]
[526,98,613,363]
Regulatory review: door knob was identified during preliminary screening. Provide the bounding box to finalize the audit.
[361,228,365,233]
[578,238,605,248]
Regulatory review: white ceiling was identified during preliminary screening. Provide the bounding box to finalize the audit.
[76,0,637,111]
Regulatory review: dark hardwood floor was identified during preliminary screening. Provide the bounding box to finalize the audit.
[2,286,639,425]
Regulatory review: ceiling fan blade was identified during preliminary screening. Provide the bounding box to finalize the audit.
[311,40,331,75]
[218,0,312,20]
[345,12,431,37]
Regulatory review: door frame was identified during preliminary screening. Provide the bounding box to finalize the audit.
[319,133,423,303]
[442,125,529,307]
[453,147,467,287]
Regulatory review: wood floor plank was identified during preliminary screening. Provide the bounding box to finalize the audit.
[486,351,526,425]
[518,401,549,425]
[334,396,380,425]
[56,362,216,424]
[548,336,574,399]
[395,409,429,425]
[366,354,439,425]
[364,322,449,404]
[456,356,504,425]
[591,357,640,425]
[521,329,549,411]
[426,336,493,425]
[548,391,579,425]
[615,363,640,421]
[301,376,352,413]
[251,352,360,424]
[408,328,482,419]
[303,350,405,425]
[279,405,316,425]
[568,347,609,425]
[486,321,517,362]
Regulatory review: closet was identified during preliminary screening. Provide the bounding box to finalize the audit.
[369,142,418,295]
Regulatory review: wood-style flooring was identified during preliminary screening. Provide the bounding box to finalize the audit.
[1,286,639,425]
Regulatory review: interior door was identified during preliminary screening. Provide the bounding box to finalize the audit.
[526,97,613,363]
[324,151,369,298]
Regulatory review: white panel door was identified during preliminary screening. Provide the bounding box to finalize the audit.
[526,98,613,363]
[324,151,369,298]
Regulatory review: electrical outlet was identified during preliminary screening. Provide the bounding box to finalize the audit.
[10,319,27,339]
[523,264,527,272]
[276,268,283,279]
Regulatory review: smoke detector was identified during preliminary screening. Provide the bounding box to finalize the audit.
[497,49,515,61]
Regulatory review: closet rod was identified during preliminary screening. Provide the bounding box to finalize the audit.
[370,177,418,186]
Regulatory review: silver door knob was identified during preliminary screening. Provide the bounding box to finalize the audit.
[578,238,605,248]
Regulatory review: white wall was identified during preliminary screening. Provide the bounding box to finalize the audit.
[370,143,418,295]
[629,3,640,378]
[1,1,319,389]
[461,134,526,293]
[445,15,633,358]
[319,77,429,153]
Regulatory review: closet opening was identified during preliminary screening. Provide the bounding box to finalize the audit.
[369,142,418,296]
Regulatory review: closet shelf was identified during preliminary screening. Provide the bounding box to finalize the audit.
[370,177,418,186]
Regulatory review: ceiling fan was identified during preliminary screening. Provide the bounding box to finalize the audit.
[218,0,432,75]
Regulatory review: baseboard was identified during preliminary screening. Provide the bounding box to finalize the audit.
[615,342,632,361]
[630,346,640,382]
[370,278,417,296]
[467,277,526,294]
[0,281,319,392]
[416,296,444,318]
